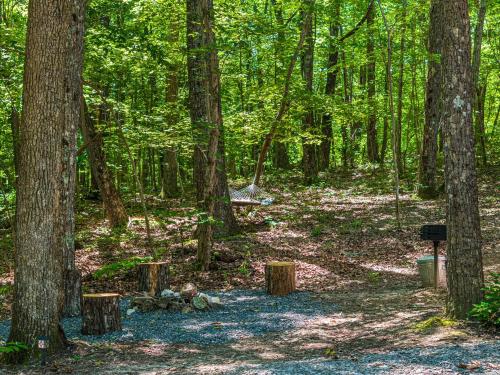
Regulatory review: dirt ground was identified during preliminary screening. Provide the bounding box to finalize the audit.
[0,169,498,374]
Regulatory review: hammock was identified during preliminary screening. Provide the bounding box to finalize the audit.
[229,184,274,207]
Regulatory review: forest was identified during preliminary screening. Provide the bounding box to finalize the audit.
[0,0,499,373]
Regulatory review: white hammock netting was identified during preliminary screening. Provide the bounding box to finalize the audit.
[229,184,274,206]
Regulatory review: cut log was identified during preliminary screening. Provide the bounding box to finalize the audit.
[81,293,121,335]
[265,261,296,296]
[137,262,169,297]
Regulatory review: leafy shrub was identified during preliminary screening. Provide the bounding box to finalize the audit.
[0,342,28,354]
[93,256,152,280]
[469,272,500,327]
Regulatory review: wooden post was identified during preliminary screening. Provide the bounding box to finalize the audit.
[81,293,121,335]
[137,262,169,296]
[265,261,296,296]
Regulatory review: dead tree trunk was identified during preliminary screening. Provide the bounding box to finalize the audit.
[81,293,121,335]
[137,262,169,296]
[265,262,296,296]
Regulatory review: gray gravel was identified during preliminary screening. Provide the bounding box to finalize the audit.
[223,343,500,374]
[1,290,498,374]
[0,290,335,345]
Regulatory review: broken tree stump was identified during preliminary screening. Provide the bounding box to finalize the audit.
[137,262,169,296]
[81,293,121,335]
[265,261,296,296]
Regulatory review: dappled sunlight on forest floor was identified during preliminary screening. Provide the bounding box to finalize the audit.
[0,170,498,373]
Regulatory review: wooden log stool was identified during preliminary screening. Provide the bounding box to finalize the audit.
[137,262,169,296]
[81,293,121,335]
[265,261,296,296]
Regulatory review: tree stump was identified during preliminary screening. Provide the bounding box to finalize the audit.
[81,293,121,335]
[265,261,296,296]
[137,262,169,296]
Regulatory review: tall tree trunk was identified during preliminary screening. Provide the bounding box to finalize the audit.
[162,20,181,198]
[81,100,129,227]
[271,0,291,170]
[395,0,407,175]
[187,0,223,270]
[320,0,341,171]
[380,61,389,164]
[378,0,401,228]
[8,0,85,361]
[188,0,238,236]
[472,0,487,166]
[62,0,85,318]
[418,0,442,198]
[366,1,378,162]
[301,0,318,185]
[441,0,483,319]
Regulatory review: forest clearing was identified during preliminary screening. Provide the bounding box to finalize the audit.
[0,0,499,374]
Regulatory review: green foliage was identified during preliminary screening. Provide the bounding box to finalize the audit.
[367,271,381,284]
[310,225,324,237]
[413,316,457,332]
[338,219,363,234]
[469,273,500,327]
[0,342,29,354]
[93,256,153,279]
[0,284,12,296]
[264,216,279,229]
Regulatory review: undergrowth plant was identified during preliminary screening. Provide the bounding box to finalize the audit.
[469,272,500,327]
[93,256,153,279]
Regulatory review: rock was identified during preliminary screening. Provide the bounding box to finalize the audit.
[181,305,193,314]
[208,296,223,309]
[160,289,175,298]
[131,296,156,312]
[126,308,137,316]
[169,302,184,312]
[192,296,209,310]
[156,297,171,309]
[198,293,210,302]
[180,283,197,301]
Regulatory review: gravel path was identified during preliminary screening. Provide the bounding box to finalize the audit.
[0,290,498,374]
[0,290,336,345]
[221,343,500,374]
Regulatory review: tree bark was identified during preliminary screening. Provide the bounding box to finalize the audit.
[8,0,85,361]
[320,0,340,171]
[81,100,129,227]
[472,0,487,166]
[62,0,85,318]
[301,0,318,185]
[441,0,484,319]
[366,1,378,163]
[419,0,442,198]
[395,0,407,175]
[188,0,238,236]
[187,0,224,269]
[81,293,121,335]
[137,262,169,297]
[162,20,181,199]
[265,262,296,296]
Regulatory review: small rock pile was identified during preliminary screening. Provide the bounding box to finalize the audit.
[128,283,222,315]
